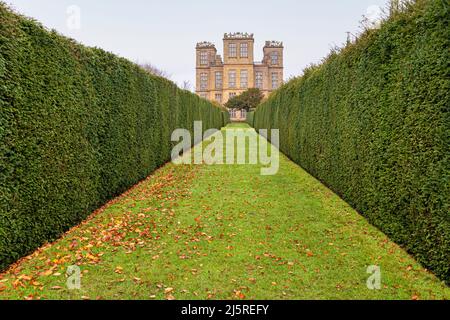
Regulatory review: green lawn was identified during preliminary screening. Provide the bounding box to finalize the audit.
[0,124,448,300]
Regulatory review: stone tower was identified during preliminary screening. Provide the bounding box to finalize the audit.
[196,33,284,104]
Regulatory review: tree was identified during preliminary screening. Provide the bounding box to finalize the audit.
[138,62,171,80]
[225,88,265,111]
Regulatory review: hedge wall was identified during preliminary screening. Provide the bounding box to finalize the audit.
[0,4,226,270]
[253,0,449,283]
[246,111,255,127]
[222,111,231,127]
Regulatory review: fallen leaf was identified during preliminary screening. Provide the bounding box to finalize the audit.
[235,291,245,299]
[41,270,53,277]
[69,240,78,250]
[164,287,174,294]
[86,253,99,262]
[13,279,25,289]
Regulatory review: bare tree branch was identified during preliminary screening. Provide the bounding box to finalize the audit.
[138,62,171,80]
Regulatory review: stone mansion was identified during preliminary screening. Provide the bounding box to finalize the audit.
[196,33,284,104]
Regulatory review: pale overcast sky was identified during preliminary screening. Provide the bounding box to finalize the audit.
[5,0,388,89]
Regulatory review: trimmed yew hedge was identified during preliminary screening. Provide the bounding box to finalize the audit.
[253,0,449,283]
[222,111,231,127]
[246,112,255,127]
[0,4,226,270]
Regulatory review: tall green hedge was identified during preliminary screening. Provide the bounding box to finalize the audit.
[222,110,231,127]
[253,0,449,283]
[246,111,255,127]
[0,4,226,270]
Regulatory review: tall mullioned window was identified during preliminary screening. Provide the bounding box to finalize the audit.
[240,43,248,58]
[270,52,279,65]
[200,51,209,65]
[215,72,223,89]
[200,73,208,90]
[229,43,237,58]
[240,70,248,88]
[271,72,278,89]
[255,72,263,89]
[229,70,236,88]
[215,93,222,103]
[229,92,237,99]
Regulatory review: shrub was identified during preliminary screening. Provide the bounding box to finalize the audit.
[246,112,255,127]
[0,4,226,270]
[225,88,264,111]
[253,0,450,283]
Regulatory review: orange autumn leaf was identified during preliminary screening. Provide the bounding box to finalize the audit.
[13,279,25,289]
[69,240,78,250]
[41,269,53,277]
[235,290,246,299]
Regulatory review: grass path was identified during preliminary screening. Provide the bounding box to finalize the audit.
[0,124,448,300]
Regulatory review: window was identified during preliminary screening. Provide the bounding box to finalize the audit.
[215,72,223,89]
[271,72,279,89]
[200,51,209,65]
[229,43,237,58]
[200,93,208,99]
[229,92,237,99]
[200,73,208,90]
[240,43,248,58]
[240,70,248,88]
[228,70,236,88]
[215,93,222,103]
[255,72,263,89]
[270,52,279,65]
